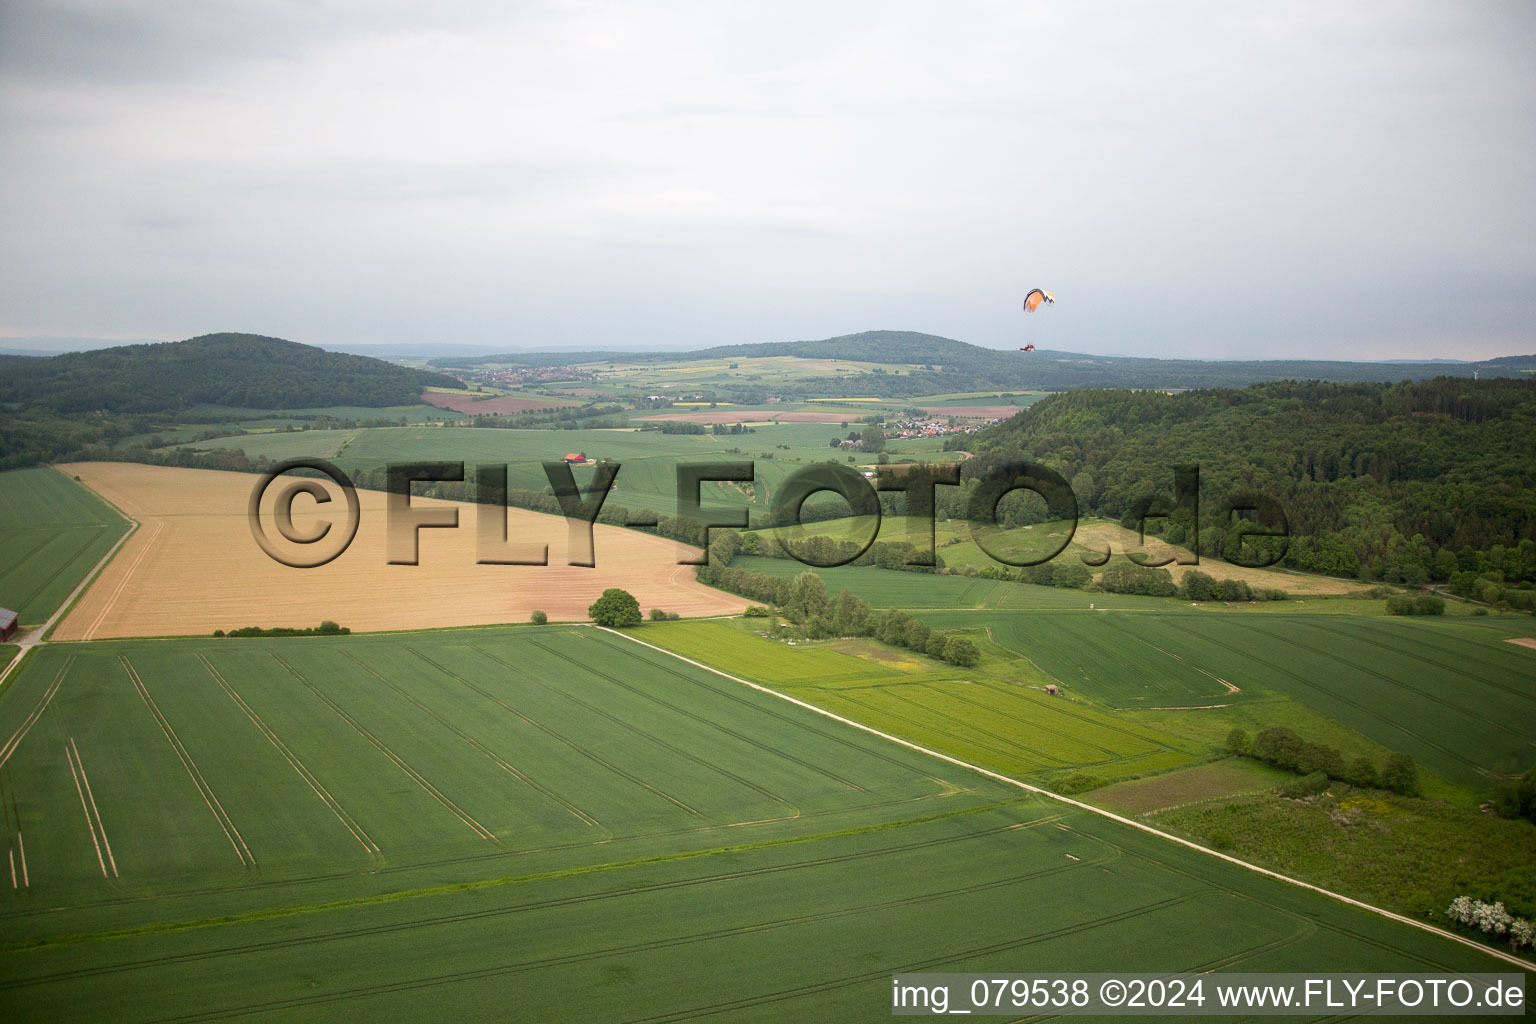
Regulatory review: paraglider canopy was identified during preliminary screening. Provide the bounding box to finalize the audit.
[1019,344,1035,352]
[1023,288,1055,313]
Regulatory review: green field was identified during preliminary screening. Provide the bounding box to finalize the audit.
[0,468,129,625]
[954,610,1536,789]
[641,621,1203,786]
[183,422,904,520]
[0,626,1519,1019]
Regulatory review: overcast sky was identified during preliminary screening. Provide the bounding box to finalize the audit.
[1,1,1532,359]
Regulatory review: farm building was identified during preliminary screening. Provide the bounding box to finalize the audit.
[563,453,589,464]
[0,607,17,641]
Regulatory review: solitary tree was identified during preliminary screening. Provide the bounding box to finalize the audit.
[530,610,548,625]
[588,588,642,628]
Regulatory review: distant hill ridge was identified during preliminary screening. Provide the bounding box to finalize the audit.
[433,330,1536,390]
[0,332,464,415]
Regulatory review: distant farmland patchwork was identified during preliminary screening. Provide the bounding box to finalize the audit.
[0,627,1515,1021]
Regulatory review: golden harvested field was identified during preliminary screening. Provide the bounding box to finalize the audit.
[53,463,747,640]
[1072,521,1360,597]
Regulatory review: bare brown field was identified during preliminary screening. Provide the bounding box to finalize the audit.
[1504,637,1536,650]
[919,405,1022,420]
[634,410,850,424]
[53,463,747,640]
[1072,521,1359,597]
[1089,760,1289,816]
[420,391,575,415]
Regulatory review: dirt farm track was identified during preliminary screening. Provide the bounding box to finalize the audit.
[52,463,747,640]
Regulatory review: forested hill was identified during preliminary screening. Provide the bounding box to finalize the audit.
[0,333,463,414]
[964,378,1536,585]
[435,330,1536,391]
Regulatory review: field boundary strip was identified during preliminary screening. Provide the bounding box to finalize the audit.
[596,626,1536,971]
[119,655,257,869]
[195,654,382,858]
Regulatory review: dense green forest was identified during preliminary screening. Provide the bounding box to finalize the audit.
[0,333,460,413]
[962,378,1536,589]
[0,334,462,469]
[437,330,1536,394]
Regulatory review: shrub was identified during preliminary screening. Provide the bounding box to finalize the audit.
[925,634,951,660]
[588,588,642,628]
[667,611,681,620]
[1380,752,1420,795]
[943,637,980,667]
[1295,742,1346,780]
[1225,727,1249,755]
[743,605,770,618]
[1053,772,1105,794]
[212,629,225,638]
[1386,593,1445,616]
[530,610,547,625]
[1277,771,1330,798]
[1251,726,1304,771]
[1344,755,1379,788]
[650,608,668,621]
[1209,829,1235,850]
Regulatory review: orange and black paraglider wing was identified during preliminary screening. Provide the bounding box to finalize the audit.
[1022,288,1056,314]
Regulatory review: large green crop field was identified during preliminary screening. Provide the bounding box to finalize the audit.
[0,626,1517,1019]
[642,621,1203,785]
[0,468,128,625]
[951,610,1536,789]
[183,422,882,520]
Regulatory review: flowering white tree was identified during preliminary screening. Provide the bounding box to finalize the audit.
[1447,895,1532,952]
[1470,900,1513,936]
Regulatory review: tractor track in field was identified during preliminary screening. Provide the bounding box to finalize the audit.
[267,652,498,842]
[486,641,801,820]
[403,646,702,818]
[121,656,257,872]
[341,649,609,834]
[0,808,1062,984]
[523,636,866,791]
[197,654,382,862]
